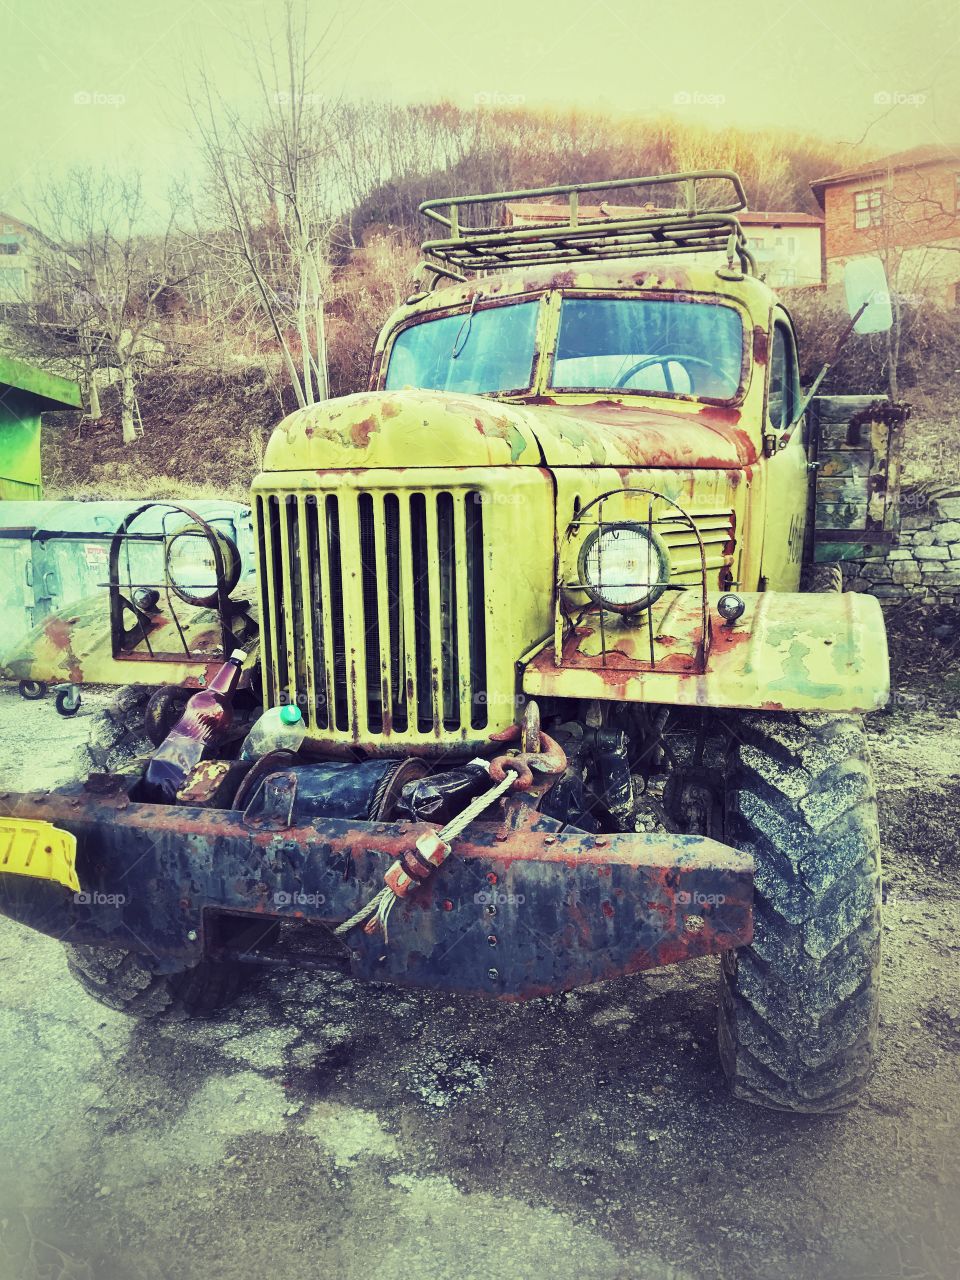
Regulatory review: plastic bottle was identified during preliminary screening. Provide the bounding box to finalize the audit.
[145,649,246,799]
[238,704,306,762]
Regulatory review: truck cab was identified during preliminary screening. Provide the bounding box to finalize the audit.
[252,174,882,757]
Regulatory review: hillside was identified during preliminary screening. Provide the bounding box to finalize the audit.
[41,364,297,502]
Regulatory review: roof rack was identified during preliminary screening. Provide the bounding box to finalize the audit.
[418,171,756,281]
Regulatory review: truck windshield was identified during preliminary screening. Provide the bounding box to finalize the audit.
[385,300,539,394]
[553,297,744,400]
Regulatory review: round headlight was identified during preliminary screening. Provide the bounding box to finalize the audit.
[577,522,670,614]
[165,524,241,607]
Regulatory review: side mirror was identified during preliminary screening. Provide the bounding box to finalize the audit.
[843,257,893,334]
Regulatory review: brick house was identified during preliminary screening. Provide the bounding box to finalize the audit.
[810,144,960,306]
[504,201,824,287]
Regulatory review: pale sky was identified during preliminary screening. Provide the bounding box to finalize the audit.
[2,0,958,220]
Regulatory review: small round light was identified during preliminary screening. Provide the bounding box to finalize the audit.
[133,587,160,612]
[165,524,241,607]
[717,592,746,624]
[577,522,670,614]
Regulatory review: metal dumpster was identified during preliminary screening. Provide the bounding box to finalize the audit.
[0,500,255,705]
[0,499,255,641]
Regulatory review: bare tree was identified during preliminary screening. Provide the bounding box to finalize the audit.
[29,169,184,443]
[187,0,339,409]
[857,163,960,399]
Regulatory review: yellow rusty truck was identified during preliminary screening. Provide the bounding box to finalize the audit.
[0,172,902,1112]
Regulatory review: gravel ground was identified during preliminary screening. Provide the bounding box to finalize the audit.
[1,681,959,1280]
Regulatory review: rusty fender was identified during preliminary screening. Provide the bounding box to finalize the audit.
[0,786,753,1000]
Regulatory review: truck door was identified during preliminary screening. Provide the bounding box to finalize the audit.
[759,317,808,591]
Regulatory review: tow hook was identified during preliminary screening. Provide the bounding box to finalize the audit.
[487,701,568,790]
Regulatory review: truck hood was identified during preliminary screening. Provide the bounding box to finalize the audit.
[262,389,758,472]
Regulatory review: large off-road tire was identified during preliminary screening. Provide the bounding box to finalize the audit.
[74,685,154,777]
[65,944,249,1018]
[718,711,882,1112]
[803,561,843,592]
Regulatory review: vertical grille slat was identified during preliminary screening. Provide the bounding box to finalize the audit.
[294,498,318,727]
[466,491,488,729]
[324,496,350,732]
[309,496,338,730]
[436,492,460,729]
[264,496,289,706]
[453,493,474,728]
[396,494,421,733]
[256,483,489,743]
[339,494,370,737]
[371,492,395,734]
[281,497,309,723]
[409,493,434,733]
[384,494,406,732]
[422,494,445,733]
[302,497,328,729]
[253,496,275,705]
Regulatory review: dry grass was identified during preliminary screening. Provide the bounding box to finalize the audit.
[41,361,289,501]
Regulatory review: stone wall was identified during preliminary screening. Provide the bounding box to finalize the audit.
[843,493,960,603]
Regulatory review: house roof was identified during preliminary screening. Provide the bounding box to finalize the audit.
[0,212,60,252]
[505,201,822,227]
[738,211,823,226]
[809,144,960,205]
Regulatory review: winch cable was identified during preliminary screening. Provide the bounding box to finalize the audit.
[333,772,517,942]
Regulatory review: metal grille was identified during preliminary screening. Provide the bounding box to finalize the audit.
[255,488,488,741]
[658,508,737,586]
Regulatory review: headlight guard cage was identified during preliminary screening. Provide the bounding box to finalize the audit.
[557,487,710,673]
[106,501,245,664]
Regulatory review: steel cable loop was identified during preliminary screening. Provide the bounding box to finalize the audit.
[333,772,516,940]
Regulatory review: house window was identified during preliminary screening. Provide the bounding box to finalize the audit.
[854,189,884,229]
[0,242,20,255]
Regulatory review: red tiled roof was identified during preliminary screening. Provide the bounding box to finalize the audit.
[505,201,659,222]
[809,144,960,203]
[505,202,821,226]
[739,211,822,226]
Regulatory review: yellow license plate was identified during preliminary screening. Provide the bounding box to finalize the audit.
[0,818,79,893]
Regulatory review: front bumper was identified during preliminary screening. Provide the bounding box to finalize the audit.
[0,782,753,1000]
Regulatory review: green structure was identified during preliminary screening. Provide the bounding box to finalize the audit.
[0,355,82,499]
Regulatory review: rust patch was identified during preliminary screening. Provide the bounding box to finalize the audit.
[350,415,379,448]
[43,616,72,650]
[752,325,769,366]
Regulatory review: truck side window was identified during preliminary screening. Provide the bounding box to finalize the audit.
[767,324,797,432]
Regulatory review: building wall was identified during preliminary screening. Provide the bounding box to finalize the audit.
[742,223,823,287]
[821,162,960,305]
[0,216,38,305]
[823,163,960,259]
[824,241,960,307]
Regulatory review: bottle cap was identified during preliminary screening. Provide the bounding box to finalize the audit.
[279,705,303,725]
[229,649,247,663]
